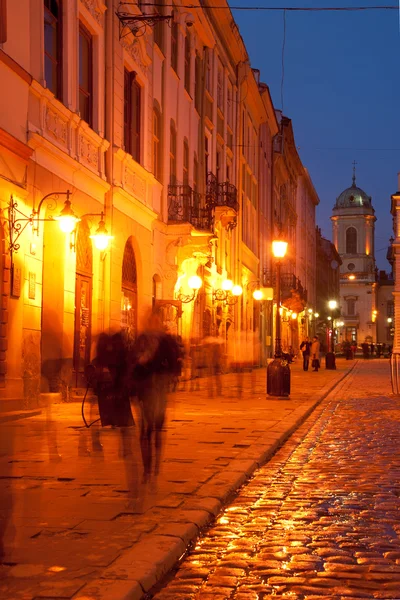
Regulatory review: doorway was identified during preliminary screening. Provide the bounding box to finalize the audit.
[73,220,93,387]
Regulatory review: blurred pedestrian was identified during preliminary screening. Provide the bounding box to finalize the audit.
[351,341,357,358]
[132,311,181,482]
[370,342,375,357]
[203,335,224,397]
[361,342,370,359]
[311,336,321,371]
[300,336,311,371]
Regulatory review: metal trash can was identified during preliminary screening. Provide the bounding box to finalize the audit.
[267,358,291,397]
[325,352,336,370]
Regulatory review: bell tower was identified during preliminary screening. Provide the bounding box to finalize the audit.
[331,163,377,344]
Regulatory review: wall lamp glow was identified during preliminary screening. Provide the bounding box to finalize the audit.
[176,275,202,303]
[213,279,243,305]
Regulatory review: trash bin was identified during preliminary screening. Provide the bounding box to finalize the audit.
[325,352,336,370]
[267,358,291,397]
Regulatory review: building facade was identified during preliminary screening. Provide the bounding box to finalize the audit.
[0,0,318,407]
[331,171,377,345]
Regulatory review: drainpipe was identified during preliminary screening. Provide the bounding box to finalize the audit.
[103,0,114,333]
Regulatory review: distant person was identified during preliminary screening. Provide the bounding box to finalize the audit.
[351,341,357,358]
[300,337,311,371]
[370,342,375,357]
[311,336,321,372]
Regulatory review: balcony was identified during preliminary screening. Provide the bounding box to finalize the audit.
[168,184,212,231]
[206,172,239,212]
[281,273,308,304]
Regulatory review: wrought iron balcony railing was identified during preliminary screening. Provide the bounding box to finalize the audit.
[262,270,307,303]
[206,172,239,212]
[168,184,212,231]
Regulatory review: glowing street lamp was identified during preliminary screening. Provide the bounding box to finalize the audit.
[326,299,338,369]
[267,238,290,397]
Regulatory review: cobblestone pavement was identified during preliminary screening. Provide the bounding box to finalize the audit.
[151,360,400,600]
[0,360,354,599]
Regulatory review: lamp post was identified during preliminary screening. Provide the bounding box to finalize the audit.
[325,299,337,369]
[267,239,290,397]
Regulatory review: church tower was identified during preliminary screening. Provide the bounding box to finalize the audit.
[331,164,377,344]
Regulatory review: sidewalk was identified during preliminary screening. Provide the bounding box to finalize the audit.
[0,358,357,600]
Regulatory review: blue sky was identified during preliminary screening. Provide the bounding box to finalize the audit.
[232,0,400,270]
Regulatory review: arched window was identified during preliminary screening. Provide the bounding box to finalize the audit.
[121,239,138,344]
[170,120,177,184]
[153,101,162,181]
[346,227,357,254]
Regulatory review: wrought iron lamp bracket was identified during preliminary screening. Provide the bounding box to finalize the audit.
[7,191,70,255]
[175,289,197,303]
[116,10,172,39]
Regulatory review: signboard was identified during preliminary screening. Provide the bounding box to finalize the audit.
[28,272,36,300]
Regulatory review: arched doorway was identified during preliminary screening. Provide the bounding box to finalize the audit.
[74,219,93,386]
[121,238,138,346]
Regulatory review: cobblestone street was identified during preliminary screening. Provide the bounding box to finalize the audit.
[152,360,400,600]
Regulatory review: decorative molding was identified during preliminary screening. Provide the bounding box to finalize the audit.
[80,0,106,25]
[123,165,146,200]
[121,37,150,75]
[78,133,99,171]
[45,106,68,146]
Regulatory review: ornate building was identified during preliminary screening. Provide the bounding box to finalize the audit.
[0,0,318,408]
[331,168,377,344]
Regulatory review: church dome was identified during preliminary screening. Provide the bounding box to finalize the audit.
[335,184,372,209]
[334,168,373,211]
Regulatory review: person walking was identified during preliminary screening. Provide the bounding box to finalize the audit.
[310,336,321,371]
[299,337,311,371]
[132,311,181,482]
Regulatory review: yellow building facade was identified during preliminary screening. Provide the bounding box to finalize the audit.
[0,0,318,408]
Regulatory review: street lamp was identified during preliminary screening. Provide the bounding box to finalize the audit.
[176,275,203,303]
[267,238,290,397]
[326,299,337,369]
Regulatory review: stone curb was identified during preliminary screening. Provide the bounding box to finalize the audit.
[74,363,357,600]
[0,409,42,423]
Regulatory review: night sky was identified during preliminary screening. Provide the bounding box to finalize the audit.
[231,0,400,271]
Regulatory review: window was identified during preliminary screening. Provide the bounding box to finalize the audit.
[227,80,233,128]
[153,0,164,50]
[216,147,222,183]
[346,227,357,254]
[183,138,189,185]
[205,48,212,93]
[124,69,141,162]
[195,52,202,112]
[193,154,198,192]
[153,103,161,180]
[217,61,223,109]
[170,120,177,184]
[171,11,178,73]
[347,299,356,316]
[347,262,355,271]
[44,0,62,99]
[184,29,191,93]
[0,0,7,43]
[205,135,209,178]
[79,22,92,126]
